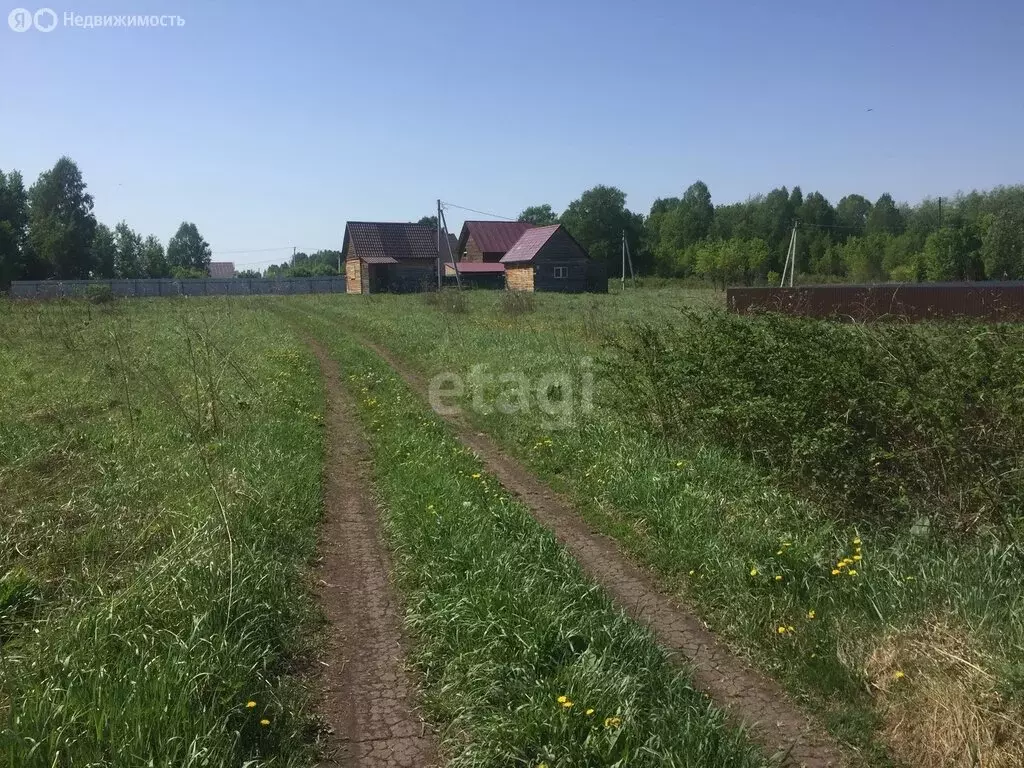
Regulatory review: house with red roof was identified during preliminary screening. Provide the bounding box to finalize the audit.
[501,224,599,293]
[457,221,535,263]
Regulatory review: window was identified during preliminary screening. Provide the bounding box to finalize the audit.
[553,266,568,279]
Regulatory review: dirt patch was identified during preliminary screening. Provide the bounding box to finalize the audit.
[308,339,437,768]
[361,339,850,768]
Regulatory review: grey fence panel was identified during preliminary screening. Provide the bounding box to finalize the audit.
[9,277,348,299]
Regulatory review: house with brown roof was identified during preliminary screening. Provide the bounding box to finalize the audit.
[342,222,441,294]
[501,224,601,293]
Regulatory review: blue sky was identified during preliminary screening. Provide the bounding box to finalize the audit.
[2,0,1022,269]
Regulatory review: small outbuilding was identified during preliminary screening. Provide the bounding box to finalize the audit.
[500,224,602,293]
[343,222,440,294]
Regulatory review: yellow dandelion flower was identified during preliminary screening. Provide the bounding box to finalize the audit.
[604,716,622,728]
[807,610,816,620]
[848,569,858,577]
[893,670,905,680]
[260,719,270,727]
[853,555,862,561]
[585,708,595,716]
[853,537,862,545]
[557,695,568,704]
[472,473,481,479]
[750,567,759,577]
[777,626,788,634]
[246,701,257,709]
[831,569,841,576]
[775,575,783,582]
[561,700,574,709]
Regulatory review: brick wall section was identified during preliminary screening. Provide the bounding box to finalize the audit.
[463,235,484,263]
[346,259,362,294]
[505,265,535,291]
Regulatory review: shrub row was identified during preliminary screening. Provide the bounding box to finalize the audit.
[603,310,1024,537]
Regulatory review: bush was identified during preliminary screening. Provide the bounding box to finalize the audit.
[422,287,468,314]
[602,310,1024,537]
[499,290,535,315]
[85,284,114,304]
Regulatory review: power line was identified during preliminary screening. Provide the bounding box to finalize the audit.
[211,246,297,255]
[440,200,518,221]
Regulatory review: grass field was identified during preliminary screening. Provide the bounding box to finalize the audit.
[287,287,1024,768]
[0,299,324,766]
[3,287,1022,767]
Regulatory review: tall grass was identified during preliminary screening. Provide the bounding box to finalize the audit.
[0,299,324,766]
[602,310,1024,538]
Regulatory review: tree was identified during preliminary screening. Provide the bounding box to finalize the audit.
[141,235,169,278]
[518,204,558,225]
[923,227,970,281]
[167,222,212,272]
[560,185,644,277]
[0,169,30,287]
[236,269,262,279]
[27,157,97,279]
[659,181,714,264]
[417,215,438,227]
[980,210,1024,280]
[866,193,906,236]
[835,194,872,241]
[113,222,144,278]
[90,223,116,278]
[844,234,888,282]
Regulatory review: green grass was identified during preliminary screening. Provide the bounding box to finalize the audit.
[0,298,324,766]
[279,287,1024,764]
[283,305,765,767]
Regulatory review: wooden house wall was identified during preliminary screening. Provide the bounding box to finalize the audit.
[530,229,590,292]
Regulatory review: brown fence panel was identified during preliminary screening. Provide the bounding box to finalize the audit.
[727,284,1024,321]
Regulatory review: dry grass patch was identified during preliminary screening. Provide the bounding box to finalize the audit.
[864,622,1024,768]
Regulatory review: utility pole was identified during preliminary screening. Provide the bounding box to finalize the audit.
[938,196,943,227]
[780,222,798,288]
[437,199,442,290]
[438,203,461,290]
[292,246,296,268]
[621,230,626,290]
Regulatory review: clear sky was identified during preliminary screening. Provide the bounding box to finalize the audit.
[2,0,1023,269]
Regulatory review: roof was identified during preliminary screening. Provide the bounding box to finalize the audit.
[343,222,440,261]
[208,261,234,278]
[500,224,563,263]
[446,262,506,274]
[459,221,535,255]
[360,255,399,264]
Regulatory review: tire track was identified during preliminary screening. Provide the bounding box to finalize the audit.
[359,337,851,768]
[309,339,437,768]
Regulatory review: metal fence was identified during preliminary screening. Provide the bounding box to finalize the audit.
[9,277,347,299]
[727,283,1024,321]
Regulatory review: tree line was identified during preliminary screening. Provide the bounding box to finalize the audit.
[0,156,214,288]
[523,182,1024,285]
[5,156,1022,289]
